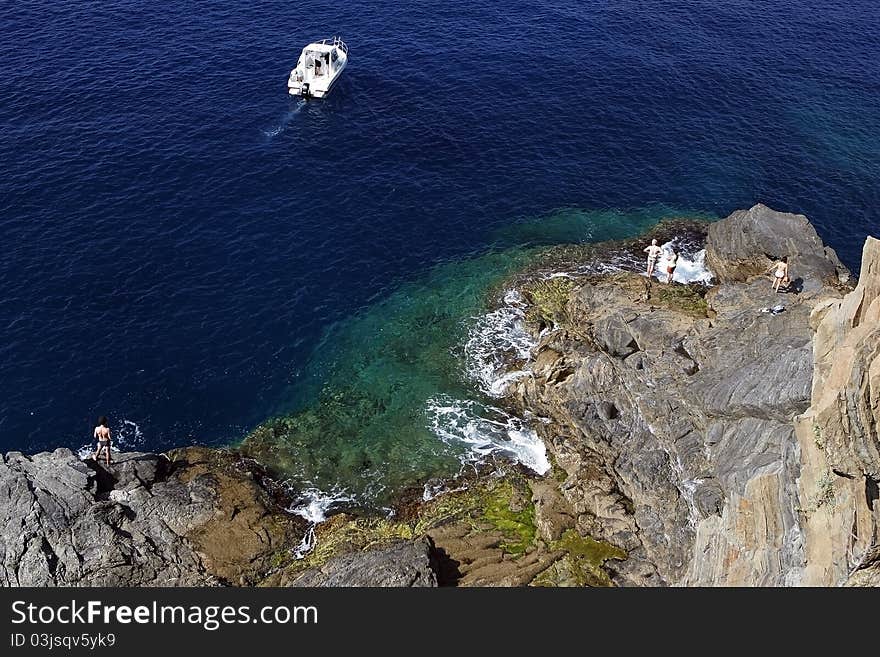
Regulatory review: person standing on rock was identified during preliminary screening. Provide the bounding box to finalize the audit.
[644,239,662,277]
[665,250,679,284]
[93,416,112,466]
[769,256,790,293]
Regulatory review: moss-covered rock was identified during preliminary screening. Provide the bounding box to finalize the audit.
[522,278,577,327]
[480,480,537,555]
[532,530,627,587]
[261,465,627,587]
[654,282,709,317]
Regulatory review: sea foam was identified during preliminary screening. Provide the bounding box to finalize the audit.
[652,242,713,284]
[288,487,357,559]
[76,419,145,459]
[425,396,550,476]
[562,235,714,284]
[464,289,536,398]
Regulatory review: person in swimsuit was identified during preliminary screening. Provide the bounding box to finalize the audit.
[769,256,789,293]
[93,415,112,466]
[665,250,679,284]
[644,239,662,276]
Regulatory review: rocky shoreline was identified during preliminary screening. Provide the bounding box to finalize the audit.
[3,205,877,587]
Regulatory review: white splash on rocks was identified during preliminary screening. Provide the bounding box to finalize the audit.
[652,242,714,285]
[77,418,145,459]
[464,289,536,398]
[288,487,357,559]
[425,396,550,476]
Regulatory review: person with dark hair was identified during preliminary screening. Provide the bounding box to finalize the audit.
[768,256,790,293]
[665,250,679,284]
[93,416,112,466]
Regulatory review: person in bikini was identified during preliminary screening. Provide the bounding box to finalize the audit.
[644,239,662,276]
[665,250,679,284]
[769,256,790,293]
[93,416,112,466]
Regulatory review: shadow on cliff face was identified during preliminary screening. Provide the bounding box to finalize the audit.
[84,453,173,501]
[431,545,463,586]
[865,477,879,513]
[785,277,805,294]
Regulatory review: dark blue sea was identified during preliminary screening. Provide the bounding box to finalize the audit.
[2,1,879,501]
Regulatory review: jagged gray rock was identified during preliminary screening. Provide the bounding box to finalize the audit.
[291,538,439,587]
[511,206,860,585]
[706,203,849,291]
[0,445,440,588]
[0,447,304,586]
[1,449,205,586]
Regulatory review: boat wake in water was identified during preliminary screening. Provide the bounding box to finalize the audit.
[262,100,308,138]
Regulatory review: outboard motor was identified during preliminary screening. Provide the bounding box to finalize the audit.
[301,82,311,97]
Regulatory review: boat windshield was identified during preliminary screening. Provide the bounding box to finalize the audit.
[304,50,331,73]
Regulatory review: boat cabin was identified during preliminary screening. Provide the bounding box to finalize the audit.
[302,43,341,77]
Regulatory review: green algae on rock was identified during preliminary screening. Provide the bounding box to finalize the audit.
[480,479,538,556]
[522,277,577,327]
[532,531,628,587]
[260,465,625,587]
[653,281,710,317]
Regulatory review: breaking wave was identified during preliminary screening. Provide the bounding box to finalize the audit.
[287,487,357,559]
[425,396,550,476]
[464,289,536,398]
[652,242,714,284]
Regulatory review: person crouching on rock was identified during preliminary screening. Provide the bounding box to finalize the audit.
[644,239,662,276]
[769,256,790,293]
[665,250,679,284]
[93,416,112,466]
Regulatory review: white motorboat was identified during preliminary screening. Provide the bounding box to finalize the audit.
[287,37,348,98]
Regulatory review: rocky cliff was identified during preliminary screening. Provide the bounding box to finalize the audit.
[0,447,307,586]
[508,204,877,586]
[0,445,443,587]
[796,236,880,586]
[2,205,877,587]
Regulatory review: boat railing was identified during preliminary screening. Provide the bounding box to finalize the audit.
[315,36,348,55]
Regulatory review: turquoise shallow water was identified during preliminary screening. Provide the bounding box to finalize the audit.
[244,207,712,507]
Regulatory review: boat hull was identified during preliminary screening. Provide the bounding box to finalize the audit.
[287,64,345,98]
